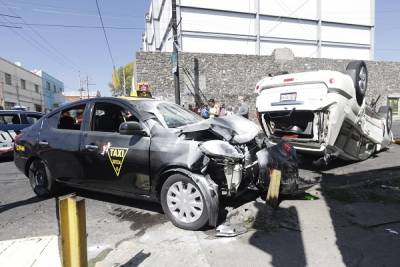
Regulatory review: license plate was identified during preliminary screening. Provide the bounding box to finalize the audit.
[280,92,297,101]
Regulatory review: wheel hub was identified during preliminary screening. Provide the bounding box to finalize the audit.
[166,181,204,223]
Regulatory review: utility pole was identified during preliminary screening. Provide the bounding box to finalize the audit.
[172,0,181,105]
[84,76,95,99]
[123,68,127,96]
[86,75,89,98]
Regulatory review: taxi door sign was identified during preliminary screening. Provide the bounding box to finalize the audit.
[107,147,128,176]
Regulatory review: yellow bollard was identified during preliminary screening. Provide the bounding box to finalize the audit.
[266,169,281,208]
[58,194,88,267]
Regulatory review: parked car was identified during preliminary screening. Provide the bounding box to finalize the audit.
[255,61,392,164]
[0,110,43,158]
[14,97,303,230]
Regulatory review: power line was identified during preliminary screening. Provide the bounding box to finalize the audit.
[0,16,75,71]
[2,0,143,19]
[0,13,20,18]
[95,0,116,70]
[0,23,21,28]
[4,22,144,30]
[0,0,83,74]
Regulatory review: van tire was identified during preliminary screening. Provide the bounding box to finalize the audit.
[378,106,392,134]
[346,60,368,106]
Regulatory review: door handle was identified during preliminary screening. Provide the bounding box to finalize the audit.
[39,140,48,145]
[85,144,98,151]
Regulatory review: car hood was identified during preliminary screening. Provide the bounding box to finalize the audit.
[180,115,260,144]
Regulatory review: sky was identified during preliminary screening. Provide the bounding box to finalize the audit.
[0,0,399,97]
[0,0,148,96]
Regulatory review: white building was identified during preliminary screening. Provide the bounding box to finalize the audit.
[0,57,43,111]
[142,0,375,60]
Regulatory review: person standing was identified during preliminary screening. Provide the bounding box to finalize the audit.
[219,103,227,117]
[237,95,249,118]
[208,99,219,118]
[200,104,209,119]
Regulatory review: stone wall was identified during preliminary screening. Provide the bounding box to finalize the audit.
[136,51,400,119]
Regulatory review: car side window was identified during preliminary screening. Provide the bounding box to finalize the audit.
[26,114,42,124]
[91,102,138,133]
[57,104,86,130]
[0,114,20,125]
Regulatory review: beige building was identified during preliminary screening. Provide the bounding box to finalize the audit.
[63,90,100,103]
[0,57,43,111]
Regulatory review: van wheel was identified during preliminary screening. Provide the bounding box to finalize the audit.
[346,60,368,106]
[161,174,209,230]
[378,106,392,134]
[28,160,57,198]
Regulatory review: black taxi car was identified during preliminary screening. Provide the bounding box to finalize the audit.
[14,97,301,230]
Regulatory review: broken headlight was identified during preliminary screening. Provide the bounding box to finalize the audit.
[199,140,244,161]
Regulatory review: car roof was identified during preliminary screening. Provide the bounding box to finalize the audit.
[51,97,167,116]
[0,110,43,115]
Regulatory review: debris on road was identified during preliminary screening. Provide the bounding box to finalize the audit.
[215,222,247,237]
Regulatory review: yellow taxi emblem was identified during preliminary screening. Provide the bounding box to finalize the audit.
[15,144,25,152]
[107,147,128,176]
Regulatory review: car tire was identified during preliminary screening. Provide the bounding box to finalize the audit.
[378,106,393,134]
[160,174,209,230]
[28,159,57,198]
[346,60,368,106]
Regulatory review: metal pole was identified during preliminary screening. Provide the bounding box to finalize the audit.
[317,0,322,58]
[255,0,260,55]
[0,81,5,109]
[123,68,127,96]
[172,0,181,105]
[86,76,89,99]
[58,194,88,267]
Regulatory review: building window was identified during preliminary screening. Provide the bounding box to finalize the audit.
[388,98,399,116]
[4,101,15,109]
[47,81,50,90]
[53,84,56,93]
[34,104,42,112]
[21,79,26,89]
[5,73,11,85]
[34,84,39,93]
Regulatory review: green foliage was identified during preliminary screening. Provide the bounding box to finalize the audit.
[109,62,135,96]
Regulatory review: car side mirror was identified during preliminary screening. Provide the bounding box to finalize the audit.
[119,121,147,136]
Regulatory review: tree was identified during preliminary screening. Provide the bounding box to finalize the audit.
[109,62,135,96]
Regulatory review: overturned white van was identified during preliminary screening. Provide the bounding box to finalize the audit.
[255,61,393,164]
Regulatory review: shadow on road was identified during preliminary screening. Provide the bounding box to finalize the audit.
[248,202,307,267]
[69,188,163,214]
[0,196,45,213]
[0,156,13,163]
[319,164,400,266]
[121,249,151,267]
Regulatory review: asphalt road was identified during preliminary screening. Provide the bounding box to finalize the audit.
[0,159,163,261]
[1,145,400,266]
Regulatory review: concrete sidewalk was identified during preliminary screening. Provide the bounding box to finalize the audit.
[0,235,61,267]
[94,197,400,267]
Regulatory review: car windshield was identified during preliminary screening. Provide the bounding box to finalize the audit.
[156,102,202,128]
